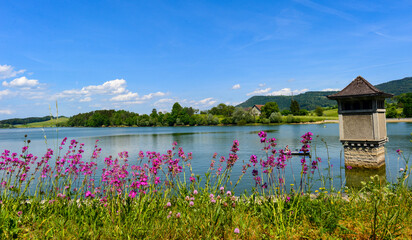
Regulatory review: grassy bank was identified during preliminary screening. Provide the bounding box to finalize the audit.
[0,132,411,239]
[14,117,69,128]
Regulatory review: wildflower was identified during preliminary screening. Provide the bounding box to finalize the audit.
[396,149,402,155]
[226,191,232,196]
[166,202,171,207]
[190,197,195,201]
[209,193,214,198]
[189,201,194,207]
[85,191,95,198]
[176,212,181,218]
[17,211,22,217]
[400,168,404,172]
[234,228,240,234]
[285,196,291,202]
[220,186,224,193]
[193,189,198,195]
[211,199,216,203]
[250,155,258,166]
[185,196,190,201]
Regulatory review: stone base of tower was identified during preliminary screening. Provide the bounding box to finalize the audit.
[343,142,386,169]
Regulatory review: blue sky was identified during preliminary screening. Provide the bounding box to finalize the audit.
[1,0,412,119]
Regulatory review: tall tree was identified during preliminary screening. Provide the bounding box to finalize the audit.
[290,99,300,115]
[261,102,279,118]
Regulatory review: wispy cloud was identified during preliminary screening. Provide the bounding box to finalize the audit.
[268,88,308,96]
[322,88,340,91]
[232,84,240,90]
[199,97,217,106]
[0,89,11,99]
[0,65,25,80]
[293,0,355,22]
[246,88,271,96]
[79,97,92,102]
[0,109,13,115]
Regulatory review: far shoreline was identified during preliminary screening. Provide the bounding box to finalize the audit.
[6,118,412,129]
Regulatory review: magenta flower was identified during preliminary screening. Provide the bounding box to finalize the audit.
[129,190,137,198]
[226,191,232,196]
[85,191,95,198]
[17,211,22,217]
[176,212,181,218]
[193,189,198,195]
[189,201,194,207]
[234,228,240,234]
[166,202,171,207]
[346,165,352,170]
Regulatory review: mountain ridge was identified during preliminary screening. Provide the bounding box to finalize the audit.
[236,77,412,110]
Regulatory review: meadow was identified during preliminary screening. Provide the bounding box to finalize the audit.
[0,131,411,239]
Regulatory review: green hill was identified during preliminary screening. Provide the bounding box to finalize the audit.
[237,91,338,110]
[375,77,412,96]
[237,77,412,110]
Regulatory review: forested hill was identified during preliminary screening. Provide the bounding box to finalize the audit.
[0,116,63,125]
[375,77,412,96]
[237,91,338,110]
[237,77,412,110]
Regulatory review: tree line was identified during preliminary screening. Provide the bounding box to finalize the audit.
[64,99,320,127]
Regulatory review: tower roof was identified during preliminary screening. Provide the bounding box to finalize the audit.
[327,76,393,100]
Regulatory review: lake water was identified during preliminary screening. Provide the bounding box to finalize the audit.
[1,123,411,193]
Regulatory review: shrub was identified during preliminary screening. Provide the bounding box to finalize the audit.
[269,112,282,123]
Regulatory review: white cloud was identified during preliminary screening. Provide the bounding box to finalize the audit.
[0,89,11,99]
[232,84,241,90]
[79,97,92,102]
[198,97,217,106]
[111,92,139,101]
[0,65,25,80]
[322,88,340,91]
[0,109,12,115]
[82,79,127,95]
[56,79,128,99]
[268,88,308,96]
[155,98,174,104]
[140,91,166,100]
[246,88,272,96]
[2,76,39,88]
[258,83,266,87]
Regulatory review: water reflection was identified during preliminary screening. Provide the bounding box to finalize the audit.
[345,167,386,189]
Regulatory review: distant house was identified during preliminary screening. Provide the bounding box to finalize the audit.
[250,104,264,116]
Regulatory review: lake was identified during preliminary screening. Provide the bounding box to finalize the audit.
[1,123,411,193]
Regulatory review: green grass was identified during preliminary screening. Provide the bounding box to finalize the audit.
[0,132,411,239]
[15,117,69,128]
[323,108,339,117]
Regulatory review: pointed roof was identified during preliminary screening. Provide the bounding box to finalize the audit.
[327,76,393,100]
[253,104,264,111]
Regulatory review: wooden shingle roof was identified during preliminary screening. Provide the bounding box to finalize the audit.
[327,76,393,100]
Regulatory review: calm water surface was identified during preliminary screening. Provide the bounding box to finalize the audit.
[1,123,411,193]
